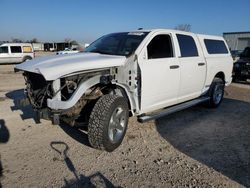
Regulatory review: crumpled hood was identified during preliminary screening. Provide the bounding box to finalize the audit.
[15,52,126,80]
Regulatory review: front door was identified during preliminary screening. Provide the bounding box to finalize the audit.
[138,32,180,113]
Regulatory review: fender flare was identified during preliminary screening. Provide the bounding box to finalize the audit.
[114,83,136,116]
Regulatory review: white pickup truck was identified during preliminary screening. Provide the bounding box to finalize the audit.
[15,29,233,152]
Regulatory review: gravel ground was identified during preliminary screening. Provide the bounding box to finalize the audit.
[0,64,249,188]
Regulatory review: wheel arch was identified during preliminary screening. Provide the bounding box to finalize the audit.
[78,81,136,116]
[214,71,225,83]
[48,74,136,116]
[111,83,136,117]
[22,55,32,62]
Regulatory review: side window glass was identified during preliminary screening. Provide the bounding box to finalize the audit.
[177,34,198,57]
[0,47,8,53]
[23,46,32,53]
[204,39,228,54]
[10,46,22,53]
[147,35,173,59]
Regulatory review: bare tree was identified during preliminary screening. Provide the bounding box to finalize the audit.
[70,40,78,45]
[11,38,23,43]
[174,24,191,32]
[30,38,38,43]
[64,38,71,43]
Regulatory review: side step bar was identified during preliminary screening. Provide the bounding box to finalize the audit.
[137,97,210,123]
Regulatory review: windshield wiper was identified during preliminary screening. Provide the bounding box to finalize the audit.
[90,50,113,55]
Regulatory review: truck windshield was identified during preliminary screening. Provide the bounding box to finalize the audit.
[241,47,250,58]
[85,32,149,56]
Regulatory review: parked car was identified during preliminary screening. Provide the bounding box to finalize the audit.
[15,29,233,152]
[56,48,79,55]
[0,43,34,64]
[233,47,250,81]
[231,50,242,62]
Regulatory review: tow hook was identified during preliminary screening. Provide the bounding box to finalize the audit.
[52,114,60,125]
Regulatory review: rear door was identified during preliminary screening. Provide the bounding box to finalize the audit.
[138,31,180,113]
[176,33,206,103]
[10,46,23,63]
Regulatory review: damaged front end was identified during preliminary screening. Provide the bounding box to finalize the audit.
[19,72,54,122]
[20,70,111,126]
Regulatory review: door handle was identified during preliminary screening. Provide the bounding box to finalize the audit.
[198,62,205,66]
[170,65,179,69]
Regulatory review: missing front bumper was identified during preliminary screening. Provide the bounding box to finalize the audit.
[17,97,61,125]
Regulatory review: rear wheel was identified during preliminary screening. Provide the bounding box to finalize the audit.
[206,78,225,108]
[22,56,32,62]
[88,94,129,152]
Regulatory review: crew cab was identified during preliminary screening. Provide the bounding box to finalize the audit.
[0,43,34,64]
[15,29,233,152]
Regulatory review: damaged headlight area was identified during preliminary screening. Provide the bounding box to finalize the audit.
[22,70,111,125]
[24,72,53,109]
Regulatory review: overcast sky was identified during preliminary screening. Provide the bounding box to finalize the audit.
[0,0,249,43]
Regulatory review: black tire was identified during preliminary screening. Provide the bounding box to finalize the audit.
[206,78,225,108]
[240,77,247,82]
[22,56,32,62]
[232,76,237,82]
[88,94,129,152]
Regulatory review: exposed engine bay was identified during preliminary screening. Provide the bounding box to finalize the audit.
[23,70,113,126]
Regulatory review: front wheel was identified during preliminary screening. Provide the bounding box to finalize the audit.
[206,78,225,108]
[88,94,129,152]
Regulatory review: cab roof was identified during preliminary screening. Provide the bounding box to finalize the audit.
[129,29,223,39]
[0,43,32,46]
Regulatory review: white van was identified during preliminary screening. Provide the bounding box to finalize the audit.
[0,43,34,64]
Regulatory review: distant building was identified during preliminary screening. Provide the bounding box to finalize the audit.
[32,43,44,51]
[43,42,79,51]
[44,43,56,51]
[55,42,71,51]
[223,32,250,51]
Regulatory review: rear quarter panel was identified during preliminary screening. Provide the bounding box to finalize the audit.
[197,34,233,87]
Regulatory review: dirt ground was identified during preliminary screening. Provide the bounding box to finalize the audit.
[0,63,250,188]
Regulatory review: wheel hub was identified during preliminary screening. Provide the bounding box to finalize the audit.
[108,106,126,143]
[213,84,223,104]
